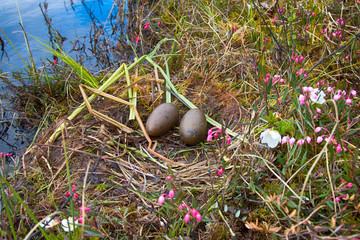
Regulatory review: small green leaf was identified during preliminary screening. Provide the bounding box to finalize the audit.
[286,200,297,208]
[84,229,104,237]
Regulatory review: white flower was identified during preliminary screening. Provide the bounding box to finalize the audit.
[260,129,282,148]
[39,217,57,229]
[309,88,326,104]
[61,217,79,232]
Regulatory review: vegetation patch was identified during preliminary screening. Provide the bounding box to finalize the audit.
[1,0,360,239]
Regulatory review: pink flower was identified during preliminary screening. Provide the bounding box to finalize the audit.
[327,87,334,92]
[297,139,305,146]
[336,145,342,153]
[135,36,140,44]
[289,137,295,146]
[336,18,344,26]
[232,26,237,31]
[165,175,173,181]
[335,196,342,202]
[54,60,57,65]
[196,213,202,222]
[179,203,190,210]
[315,127,322,133]
[333,95,341,101]
[303,73,307,78]
[273,75,280,81]
[305,136,312,143]
[0,152,4,158]
[5,153,11,157]
[296,69,304,76]
[144,23,150,29]
[191,208,198,217]
[80,206,90,212]
[271,17,278,23]
[316,108,322,113]
[317,136,323,143]
[345,98,352,105]
[158,194,165,205]
[350,90,357,96]
[217,167,224,176]
[158,21,161,26]
[345,183,353,188]
[302,86,309,92]
[316,80,324,87]
[184,214,190,223]
[281,136,289,144]
[66,185,78,198]
[226,137,231,144]
[263,39,270,43]
[168,189,175,199]
[299,94,306,105]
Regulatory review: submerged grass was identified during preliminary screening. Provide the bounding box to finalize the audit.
[1,0,360,239]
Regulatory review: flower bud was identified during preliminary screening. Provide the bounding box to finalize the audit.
[196,213,202,222]
[345,98,352,105]
[191,208,198,217]
[217,167,224,176]
[168,189,175,199]
[184,214,190,223]
[336,145,342,153]
[158,195,165,205]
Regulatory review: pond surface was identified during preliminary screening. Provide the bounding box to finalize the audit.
[0,0,130,154]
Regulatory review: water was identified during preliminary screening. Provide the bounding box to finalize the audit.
[0,0,130,154]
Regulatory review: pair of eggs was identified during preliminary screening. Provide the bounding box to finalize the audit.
[145,103,207,145]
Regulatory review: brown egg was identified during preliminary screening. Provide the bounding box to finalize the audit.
[146,103,179,137]
[179,109,207,145]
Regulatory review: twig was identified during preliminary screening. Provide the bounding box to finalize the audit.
[306,32,360,75]
[251,0,286,57]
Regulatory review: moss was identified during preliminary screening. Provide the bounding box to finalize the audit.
[263,181,280,196]
[342,213,359,225]
[208,223,230,240]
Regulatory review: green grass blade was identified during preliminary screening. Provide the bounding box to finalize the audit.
[0,175,51,239]
[1,183,17,240]
[124,64,135,120]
